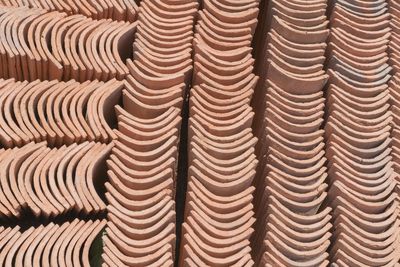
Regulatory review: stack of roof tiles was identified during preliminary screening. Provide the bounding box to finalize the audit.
[0,78,123,147]
[101,0,197,266]
[0,7,135,82]
[0,0,137,21]
[0,2,139,265]
[326,0,400,265]
[178,0,260,265]
[251,0,332,266]
[1,0,400,266]
[0,141,110,218]
[0,220,106,266]
[390,1,400,177]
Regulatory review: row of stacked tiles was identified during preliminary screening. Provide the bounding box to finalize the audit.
[390,1,400,171]
[179,0,260,266]
[326,0,400,266]
[0,6,135,82]
[0,141,110,219]
[251,0,331,266]
[101,1,197,266]
[0,78,123,148]
[0,220,105,266]
[0,0,138,21]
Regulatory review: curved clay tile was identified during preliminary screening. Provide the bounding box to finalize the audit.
[56,220,87,267]
[186,190,253,223]
[72,81,102,141]
[66,18,93,82]
[113,127,178,153]
[85,20,109,81]
[136,21,192,47]
[106,188,171,214]
[18,81,46,142]
[32,223,58,266]
[117,108,179,135]
[264,242,329,267]
[190,131,256,162]
[108,211,175,243]
[33,148,62,217]
[133,50,191,77]
[75,19,101,82]
[44,146,71,213]
[17,224,52,267]
[108,152,175,182]
[10,9,37,81]
[111,22,136,79]
[5,9,27,81]
[13,143,44,212]
[194,60,253,86]
[29,83,58,142]
[84,142,112,212]
[183,221,252,253]
[38,12,66,81]
[0,226,21,259]
[141,0,197,21]
[51,15,85,81]
[0,149,21,217]
[96,80,124,141]
[106,170,173,201]
[104,231,174,259]
[118,113,180,142]
[3,227,35,267]
[190,112,253,137]
[41,221,70,267]
[24,146,55,217]
[6,81,35,144]
[36,82,65,146]
[53,81,84,144]
[110,161,172,193]
[265,231,330,262]
[122,89,183,118]
[184,234,248,264]
[106,222,174,253]
[127,59,187,87]
[113,137,177,167]
[190,90,251,117]
[65,220,95,267]
[7,80,36,142]
[62,142,92,213]
[0,10,20,80]
[188,168,254,197]
[25,12,55,81]
[125,76,185,100]
[99,21,123,81]
[75,20,101,80]
[0,81,28,147]
[108,203,174,232]
[74,143,102,214]
[80,219,107,266]
[102,246,129,267]
[104,240,173,266]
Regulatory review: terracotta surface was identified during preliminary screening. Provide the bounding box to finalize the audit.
[325,0,399,266]
[0,78,124,147]
[0,141,109,217]
[100,0,197,266]
[0,0,137,21]
[177,0,259,266]
[1,0,400,265]
[250,0,333,266]
[0,7,137,82]
[0,220,105,266]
